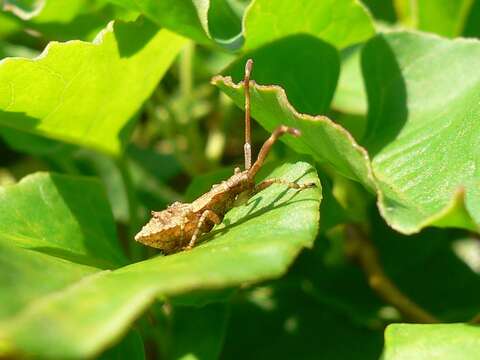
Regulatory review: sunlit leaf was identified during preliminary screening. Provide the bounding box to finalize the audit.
[0,161,320,358]
[0,18,186,154]
[242,0,375,50]
[384,323,480,360]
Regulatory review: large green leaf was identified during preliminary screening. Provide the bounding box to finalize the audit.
[394,0,474,37]
[362,32,480,233]
[214,31,480,234]
[384,323,480,360]
[0,173,127,269]
[0,161,320,358]
[242,0,375,51]
[0,17,186,155]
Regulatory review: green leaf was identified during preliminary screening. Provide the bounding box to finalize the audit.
[242,0,375,51]
[208,0,244,42]
[384,323,480,360]
[464,0,480,38]
[108,0,244,48]
[2,0,45,20]
[0,173,127,269]
[361,0,397,23]
[215,31,480,235]
[108,0,374,51]
[394,0,474,37]
[212,76,377,191]
[0,127,74,156]
[126,0,212,45]
[362,32,480,233]
[0,161,320,358]
[0,18,186,155]
[331,44,368,115]
[224,35,340,115]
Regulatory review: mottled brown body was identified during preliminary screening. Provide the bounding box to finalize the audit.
[134,59,316,254]
[135,170,253,254]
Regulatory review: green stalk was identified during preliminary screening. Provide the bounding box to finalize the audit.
[116,156,145,261]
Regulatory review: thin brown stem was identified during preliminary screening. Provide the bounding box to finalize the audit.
[345,224,440,324]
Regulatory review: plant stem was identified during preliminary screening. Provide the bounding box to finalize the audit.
[344,224,440,324]
[179,41,193,99]
[178,41,209,173]
[116,156,144,261]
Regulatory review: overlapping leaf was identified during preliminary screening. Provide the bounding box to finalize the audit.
[105,0,243,48]
[0,17,186,155]
[212,75,377,191]
[106,0,374,51]
[0,161,320,358]
[215,31,480,234]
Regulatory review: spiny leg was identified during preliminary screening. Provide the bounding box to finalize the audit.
[244,59,254,170]
[247,125,301,180]
[254,178,316,194]
[185,210,221,250]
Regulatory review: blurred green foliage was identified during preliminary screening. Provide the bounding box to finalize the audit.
[1,0,480,359]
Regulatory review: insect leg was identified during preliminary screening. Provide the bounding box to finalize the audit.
[247,125,301,179]
[185,210,221,250]
[254,178,316,194]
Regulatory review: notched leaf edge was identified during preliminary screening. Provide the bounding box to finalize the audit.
[212,75,480,235]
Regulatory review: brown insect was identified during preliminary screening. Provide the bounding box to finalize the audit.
[135,59,315,254]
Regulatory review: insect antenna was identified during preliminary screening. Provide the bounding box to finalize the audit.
[244,59,253,170]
